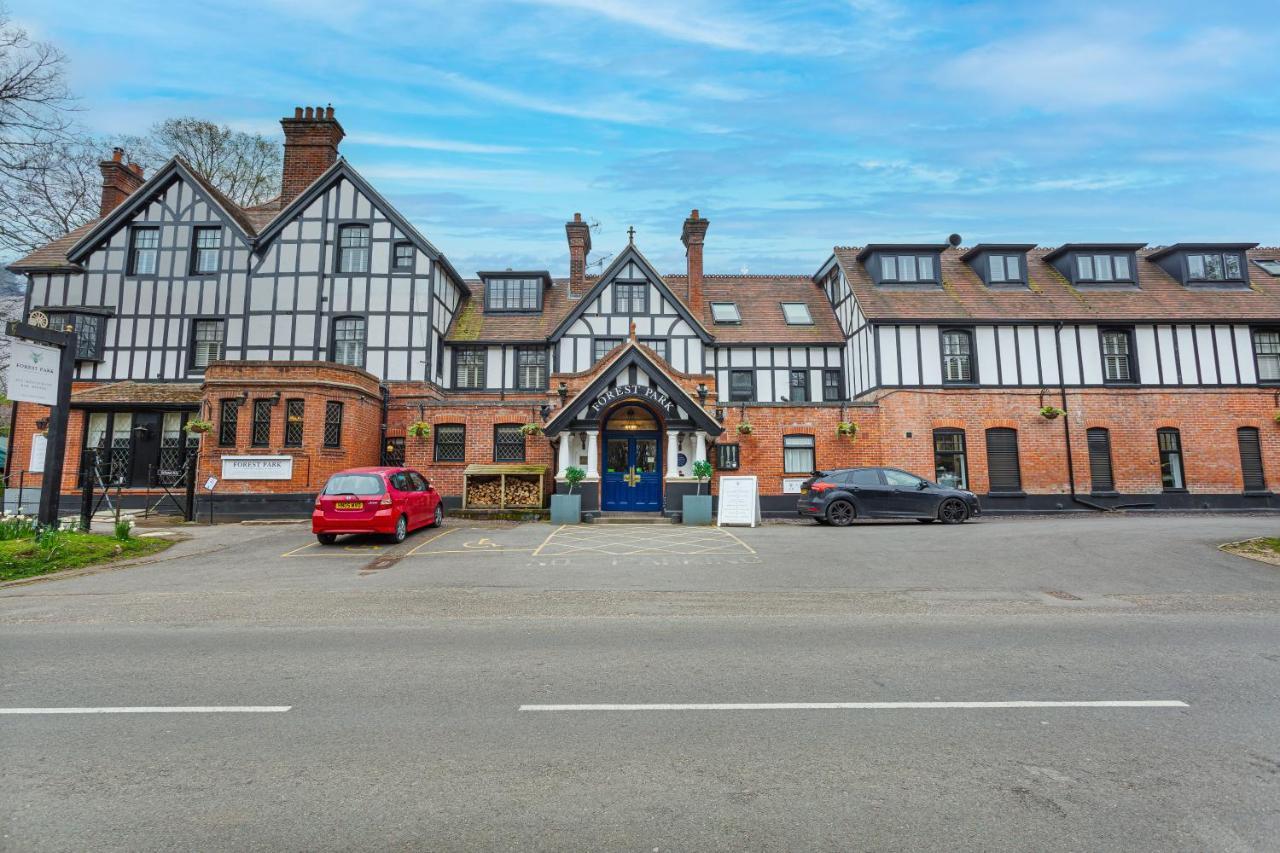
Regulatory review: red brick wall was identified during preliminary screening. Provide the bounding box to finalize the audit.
[197,362,382,495]
[870,387,1280,495]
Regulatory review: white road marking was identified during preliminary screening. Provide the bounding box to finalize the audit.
[519,700,1189,712]
[0,706,292,715]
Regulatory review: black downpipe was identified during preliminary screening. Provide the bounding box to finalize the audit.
[1055,322,1108,512]
[379,385,390,464]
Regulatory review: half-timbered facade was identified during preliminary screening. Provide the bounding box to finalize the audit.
[7,105,1280,518]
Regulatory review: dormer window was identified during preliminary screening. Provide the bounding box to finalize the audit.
[480,272,548,312]
[960,244,1033,288]
[781,303,812,325]
[880,254,935,284]
[1077,254,1131,282]
[1148,243,1256,286]
[1255,259,1280,277]
[988,255,1023,284]
[710,302,740,324]
[1044,243,1144,287]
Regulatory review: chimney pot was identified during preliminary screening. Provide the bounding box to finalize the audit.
[98,147,145,217]
[691,208,699,219]
[280,103,345,204]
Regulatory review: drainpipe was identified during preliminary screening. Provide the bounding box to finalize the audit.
[379,385,390,463]
[1055,322,1108,512]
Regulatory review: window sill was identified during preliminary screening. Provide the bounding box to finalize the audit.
[1162,488,1189,494]
[1243,490,1273,497]
[984,491,1027,498]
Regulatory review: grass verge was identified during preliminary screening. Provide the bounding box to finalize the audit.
[0,533,172,583]
[1220,537,1280,566]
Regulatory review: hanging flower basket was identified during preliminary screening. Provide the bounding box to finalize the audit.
[520,423,543,436]
[836,421,858,438]
[1039,406,1066,420]
[407,421,432,439]
[184,418,213,434]
[737,422,754,435]
[1273,410,1280,424]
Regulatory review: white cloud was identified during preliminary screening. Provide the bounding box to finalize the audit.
[346,132,527,155]
[940,18,1254,110]
[423,68,673,126]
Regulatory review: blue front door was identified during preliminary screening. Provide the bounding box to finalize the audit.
[601,432,662,511]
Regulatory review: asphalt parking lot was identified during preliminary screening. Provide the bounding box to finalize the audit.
[3,514,1280,851]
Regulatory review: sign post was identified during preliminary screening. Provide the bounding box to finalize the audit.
[6,319,75,528]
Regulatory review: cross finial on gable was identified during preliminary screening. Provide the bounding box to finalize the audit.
[627,225,636,244]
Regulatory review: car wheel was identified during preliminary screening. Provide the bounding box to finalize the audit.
[429,504,444,528]
[938,498,968,524]
[390,515,408,543]
[826,500,855,527]
[316,533,337,545]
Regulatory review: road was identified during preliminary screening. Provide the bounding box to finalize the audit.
[2,515,1279,851]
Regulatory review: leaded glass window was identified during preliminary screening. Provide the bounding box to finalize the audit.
[219,399,238,447]
[494,424,526,462]
[324,401,343,448]
[110,413,132,484]
[435,424,465,462]
[251,400,272,447]
[338,225,370,273]
[284,399,304,447]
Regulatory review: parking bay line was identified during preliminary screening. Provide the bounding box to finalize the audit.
[520,700,1189,712]
[1,706,292,715]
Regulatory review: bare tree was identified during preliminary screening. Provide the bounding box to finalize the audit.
[0,136,97,256]
[119,118,282,207]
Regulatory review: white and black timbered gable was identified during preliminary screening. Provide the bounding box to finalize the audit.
[545,342,722,437]
[549,244,712,375]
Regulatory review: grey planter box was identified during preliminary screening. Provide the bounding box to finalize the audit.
[682,494,713,525]
[550,493,582,524]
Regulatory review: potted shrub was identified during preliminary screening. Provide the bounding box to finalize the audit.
[737,422,754,435]
[836,421,858,438]
[407,421,432,439]
[551,466,586,523]
[682,459,714,525]
[520,423,543,436]
[1040,405,1066,420]
[184,418,213,435]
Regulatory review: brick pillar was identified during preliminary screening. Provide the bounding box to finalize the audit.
[681,209,709,319]
[280,105,345,204]
[565,212,592,298]
[99,148,144,217]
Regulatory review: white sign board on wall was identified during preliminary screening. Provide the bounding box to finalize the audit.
[220,455,294,480]
[28,433,47,473]
[781,478,807,494]
[8,340,60,406]
[716,475,761,527]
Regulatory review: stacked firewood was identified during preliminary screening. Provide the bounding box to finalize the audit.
[467,478,503,506]
[503,478,541,506]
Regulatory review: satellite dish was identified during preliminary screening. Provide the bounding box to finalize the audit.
[948,233,962,247]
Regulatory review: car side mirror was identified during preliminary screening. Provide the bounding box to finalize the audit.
[917,481,930,490]
[424,480,433,491]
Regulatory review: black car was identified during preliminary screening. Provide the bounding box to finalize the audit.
[796,466,981,526]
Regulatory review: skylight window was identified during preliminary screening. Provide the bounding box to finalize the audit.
[710,302,740,324]
[781,303,812,325]
[1254,259,1280,277]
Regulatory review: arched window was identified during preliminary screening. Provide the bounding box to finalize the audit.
[941,329,974,384]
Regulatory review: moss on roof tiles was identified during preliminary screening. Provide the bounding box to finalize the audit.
[450,298,483,341]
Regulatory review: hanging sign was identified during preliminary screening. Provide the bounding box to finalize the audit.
[221,455,294,480]
[8,340,61,406]
[716,475,761,527]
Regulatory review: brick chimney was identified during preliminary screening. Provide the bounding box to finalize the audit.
[565,212,592,297]
[98,147,144,218]
[681,209,709,317]
[280,105,345,204]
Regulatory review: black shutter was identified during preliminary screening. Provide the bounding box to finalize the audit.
[985,428,1021,492]
[1086,428,1114,492]
[1238,427,1266,492]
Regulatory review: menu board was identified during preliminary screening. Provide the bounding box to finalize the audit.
[716,475,761,527]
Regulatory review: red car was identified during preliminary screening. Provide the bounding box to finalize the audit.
[312,466,444,545]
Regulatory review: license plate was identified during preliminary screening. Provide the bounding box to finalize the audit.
[800,487,809,494]
[334,501,363,510]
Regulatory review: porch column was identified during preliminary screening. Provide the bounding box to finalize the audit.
[585,429,599,478]
[556,434,571,478]
[666,431,681,477]
[693,431,708,465]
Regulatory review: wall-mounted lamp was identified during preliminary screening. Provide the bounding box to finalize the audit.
[35,417,49,431]
[237,391,249,407]
[697,382,708,405]
[557,381,569,403]
[269,390,282,406]
[539,403,552,421]
[715,406,724,423]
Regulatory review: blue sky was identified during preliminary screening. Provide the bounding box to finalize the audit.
[15,0,1280,275]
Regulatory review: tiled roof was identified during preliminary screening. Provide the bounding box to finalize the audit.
[446,273,844,344]
[674,274,844,344]
[71,381,203,406]
[833,246,1280,323]
[8,222,96,272]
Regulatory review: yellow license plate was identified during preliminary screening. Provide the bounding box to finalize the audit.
[334,501,363,510]
[800,487,809,494]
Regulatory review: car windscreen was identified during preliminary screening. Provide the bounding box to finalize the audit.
[322,474,386,495]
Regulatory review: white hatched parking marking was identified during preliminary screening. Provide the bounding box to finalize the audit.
[520,700,1189,712]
